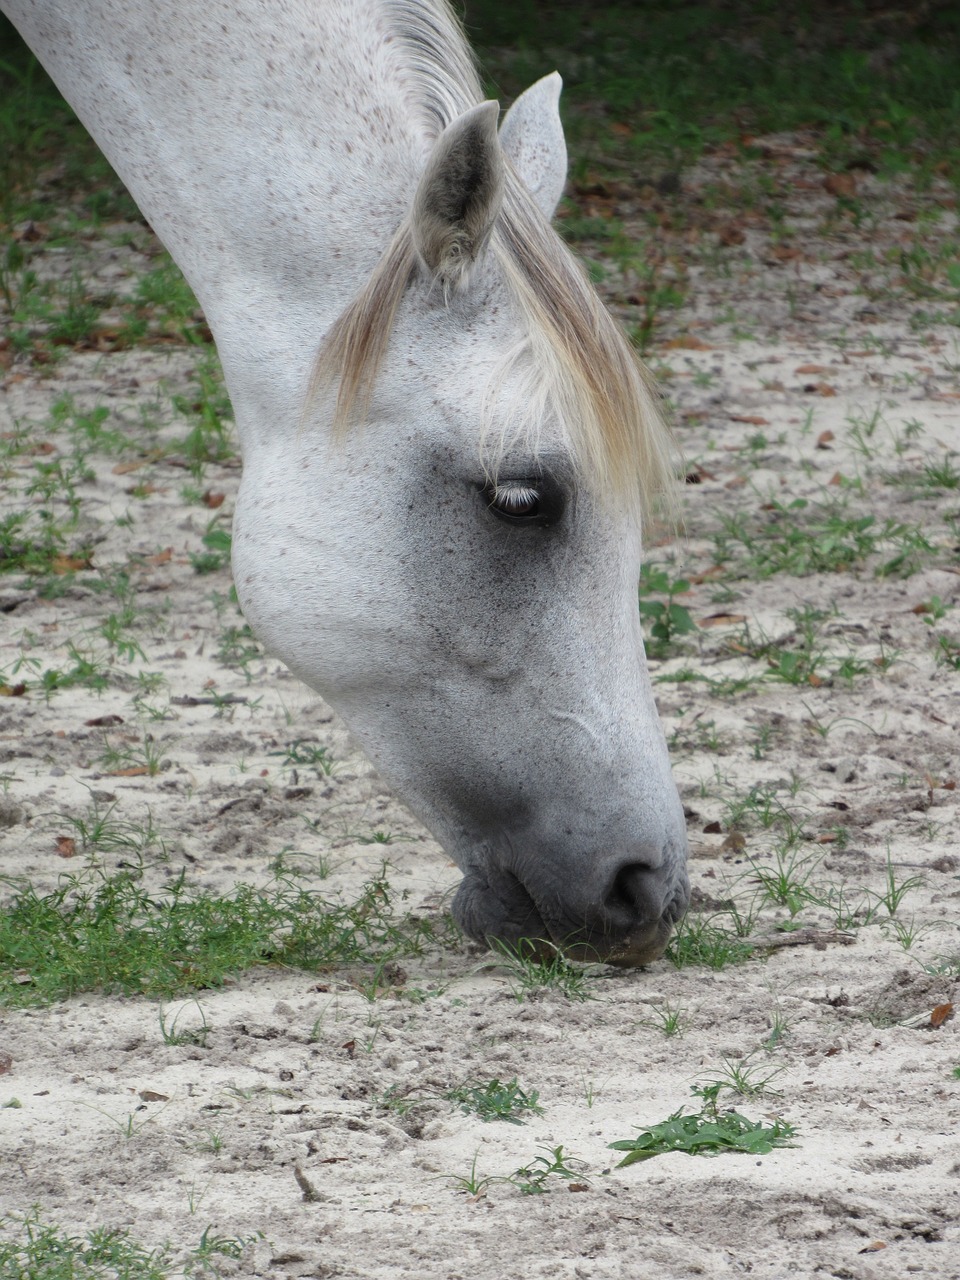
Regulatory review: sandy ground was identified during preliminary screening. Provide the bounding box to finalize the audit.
[2,131,960,1278]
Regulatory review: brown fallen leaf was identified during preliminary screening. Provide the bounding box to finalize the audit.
[112,459,148,475]
[702,821,723,834]
[721,831,746,852]
[803,382,836,397]
[0,683,27,697]
[824,172,857,198]
[929,1002,954,1029]
[568,1183,590,1193]
[717,223,746,246]
[729,414,769,425]
[814,833,837,844]
[55,836,77,858]
[139,1089,169,1102]
[858,1242,887,1254]
[816,430,835,449]
[202,490,226,509]
[795,364,832,375]
[0,1050,13,1075]
[105,767,150,778]
[52,555,93,574]
[85,714,124,727]
[699,613,747,627]
[663,335,715,350]
[146,548,173,566]
[687,566,725,585]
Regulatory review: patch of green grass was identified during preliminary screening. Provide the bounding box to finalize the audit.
[447,1077,544,1125]
[0,861,450,1006]
[491,939,597,1001]
[469,2,960,176]
[609,1106,795,1166]
[639,565,697,655]
[0,1212,173,1280]
[714,498,938,580]
[172,353,235,481]
[665,914,756,970]
[271,740,337,776]
[511,1145,586,1195]
[0,1210,258,1280]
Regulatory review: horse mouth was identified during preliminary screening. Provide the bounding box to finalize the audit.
[452,865,686,968]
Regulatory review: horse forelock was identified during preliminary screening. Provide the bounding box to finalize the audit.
[308,0,677,523]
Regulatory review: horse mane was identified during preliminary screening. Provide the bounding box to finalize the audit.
[309,0,676,521]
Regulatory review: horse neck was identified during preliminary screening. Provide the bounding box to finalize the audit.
[9,0,442,433]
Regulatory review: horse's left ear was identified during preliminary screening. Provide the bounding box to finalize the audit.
[411,100,505,293]
[499,72,568,220]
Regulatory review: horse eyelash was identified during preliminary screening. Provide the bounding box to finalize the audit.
[491,482,539,513]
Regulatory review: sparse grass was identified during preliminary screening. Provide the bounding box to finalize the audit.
[665,914,756,970]
[447,1077,544,1125]
[714,499,938,581]
[698,1055,784,1100]
[0,1210,258,1280]
[0,861,451,1006]
[638,1001,687,1037]
[271,740,337,776]
[639,565,698,654]
[609,1103,795,1167]
[491,939,597,1001]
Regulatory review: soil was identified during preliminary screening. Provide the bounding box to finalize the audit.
[1,130,959,1278]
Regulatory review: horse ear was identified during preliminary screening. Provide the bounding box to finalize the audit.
[411,100,505,293]
[499,72,567,220]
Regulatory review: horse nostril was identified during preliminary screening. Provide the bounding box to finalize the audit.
[606,862,662,920]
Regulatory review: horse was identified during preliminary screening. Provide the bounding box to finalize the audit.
[2,0,690,964]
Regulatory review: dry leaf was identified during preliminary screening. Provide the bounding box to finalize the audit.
[718,224,745,246]
[699,613,747,627]
[55,836,77,858]
[702,821,723,834]
[814,833,837,844]
[139,1089,169,1102]
[929,1003,954,1029]
[816,430,835,449]
[663,335,715,350]
[0,1050,12,1074]
[112,459,148,475]
[858,1242,887,1254]
[795,364,832,375]
[729,414,769,425]
[52,555,93,574]
[147,548,173,566]
[803,382,836,397]
[202,490,226,509]
[721,831,746,852]
[687,566,725,584]
[824,172,857,198]
[105,766,150,778]
[0,683,27,697]
[85,714,124,727]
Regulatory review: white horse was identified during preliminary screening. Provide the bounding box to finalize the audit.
[4,0,689,964]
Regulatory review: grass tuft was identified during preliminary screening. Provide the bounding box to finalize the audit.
[0,861,451,1006]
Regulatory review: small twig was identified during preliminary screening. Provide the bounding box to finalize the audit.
[755,928,857,951]
[293,1163,324,1203]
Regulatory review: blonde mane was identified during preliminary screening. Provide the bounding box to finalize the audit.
[309,0,677,521]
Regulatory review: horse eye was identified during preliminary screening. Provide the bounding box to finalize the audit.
[487,482,541,519]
